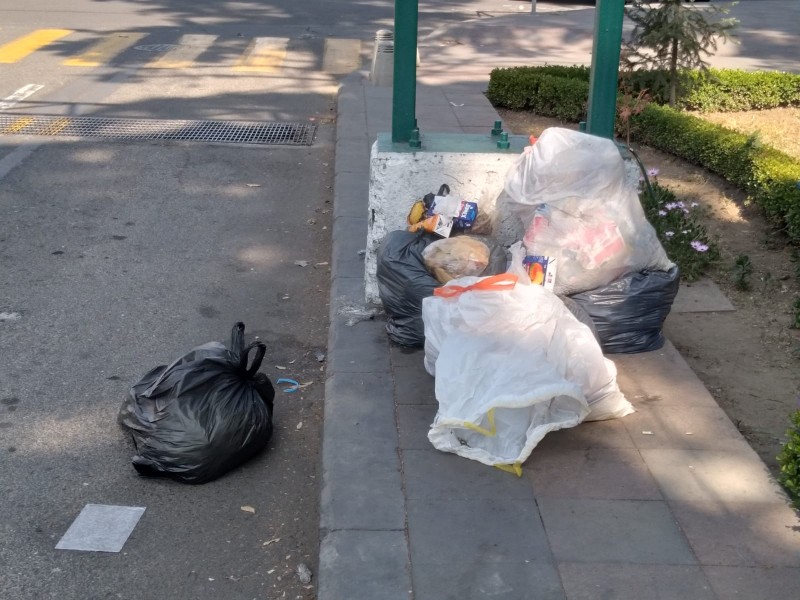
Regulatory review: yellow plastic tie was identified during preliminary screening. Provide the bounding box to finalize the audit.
[494,462,523,477]
[462,408,497,437]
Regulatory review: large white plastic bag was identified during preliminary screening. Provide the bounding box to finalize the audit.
[503,127,673,295]
[422,275,632,470]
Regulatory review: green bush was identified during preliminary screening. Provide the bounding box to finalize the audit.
[679,69,800,112]
[777,409,800,506]
[487,66,589,116]
[488,66,800,113]
[640,182,719,280]
[632,104,800,244]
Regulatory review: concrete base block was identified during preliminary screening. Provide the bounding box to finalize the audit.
[365,132,529,303]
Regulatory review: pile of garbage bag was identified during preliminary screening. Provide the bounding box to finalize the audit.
[118,322,275,484]
[376,128,681,471]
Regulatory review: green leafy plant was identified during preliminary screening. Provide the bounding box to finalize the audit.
[639,181,719,280]
[792,297,800,330]
[623,0,739,106]
[777,408,800,506]
[731,254,754,291]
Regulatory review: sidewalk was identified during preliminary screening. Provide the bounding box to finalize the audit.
[319,13,800,600]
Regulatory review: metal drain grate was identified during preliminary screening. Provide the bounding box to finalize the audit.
[0,114,316,146]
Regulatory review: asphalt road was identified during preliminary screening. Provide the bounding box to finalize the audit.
[0,1,343,599]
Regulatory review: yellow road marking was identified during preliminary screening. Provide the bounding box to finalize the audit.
[144,34,217,69]
[1,116,34,134]
[39,117,71,136]
[63,32,146,67]
[322,38,361,74]
[234,37,287,73]
[0,29,72,63]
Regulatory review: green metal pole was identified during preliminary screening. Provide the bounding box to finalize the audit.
[586,0,625,139]
[392,0,418,143]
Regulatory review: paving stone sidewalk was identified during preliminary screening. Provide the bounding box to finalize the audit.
[317,71,800,599]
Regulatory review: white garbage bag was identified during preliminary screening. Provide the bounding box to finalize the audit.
[504,127,673,295]
[422,274,632,473]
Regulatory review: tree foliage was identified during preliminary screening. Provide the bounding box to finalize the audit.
[623,0,739,106]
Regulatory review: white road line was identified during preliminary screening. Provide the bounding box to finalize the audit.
[0,83,44,111]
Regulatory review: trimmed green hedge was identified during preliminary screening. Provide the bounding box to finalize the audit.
[632,104,800,242]
[489,66,800,114]
[628,68,800,112]
[486,66,590,121]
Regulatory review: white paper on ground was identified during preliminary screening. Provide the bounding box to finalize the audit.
[56,504,146,552]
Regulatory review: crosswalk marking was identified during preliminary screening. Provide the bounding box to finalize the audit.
[0,29,365,75]
[322,38,361,74]
[234,37,287,73]
[0,84,44,110]
[0,29,72,63]
[63,32,146,67]
[143,34,218,69]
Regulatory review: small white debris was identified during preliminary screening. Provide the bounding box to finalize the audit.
[208,578,215,581]
[296,422,303,430]
[0,312,22,322]
[297,563,312,584]
[241,506,256,514]
[294,260,309,267]
[245,183,261,187]
[275,365,287,370]
[315,262,329,266]
[642,431,654,435]
[263,538,281,546]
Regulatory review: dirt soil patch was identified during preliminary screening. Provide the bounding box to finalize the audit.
[497,107,800,474]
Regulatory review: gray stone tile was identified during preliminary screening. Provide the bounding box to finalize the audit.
[454,107,504,128]
[324,372,397,443]
[393,366,436,405]
[331,216,368,280]
[389,342,425,368]
[558,563,716,600]
[333,172,369,219]
[526,448,663,501]
[403,449,536,501]
[413,561,565,600]
[318,530,411,600]
[443,91,493,106]
[671,278,735,313]
[538,498,696,565]
[416,113,462,131]
[329,275,367,311]
[610,341,720,409]
[533,418,636,451]
[415,89,449,106]
[622,404,752,452]
[321,436,405,531]
[334,143,371,176]
[640,448,787,505]
[397,404,437,450]
[671,500,800,566]
[704,566,800,598]
[407,497,552,564]
[327,318,391,374]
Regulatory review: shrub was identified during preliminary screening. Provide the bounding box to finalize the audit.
[777,409,800,506]
[679,69,800,112]
[639,181,719,281]
[486,66,589,115]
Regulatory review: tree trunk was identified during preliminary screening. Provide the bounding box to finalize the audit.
[669,37,678,107]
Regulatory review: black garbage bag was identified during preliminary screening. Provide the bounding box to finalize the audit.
[377,231,508,346]
[377,230,441,347]
[118,322,275,484]
[568,266,680,354]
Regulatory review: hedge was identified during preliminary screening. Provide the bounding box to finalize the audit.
[489,66,800,114]
[632,104,800,243]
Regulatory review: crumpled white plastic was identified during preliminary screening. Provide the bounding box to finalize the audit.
[422,274,632,471]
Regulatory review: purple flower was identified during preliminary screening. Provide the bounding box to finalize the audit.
[665,231,675,237]
[691,240,709,253]
[664,202,677,210]
[647,167,660,178]
[691,202,699,208]
[682,208,690,215]
[658,210,667,216]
